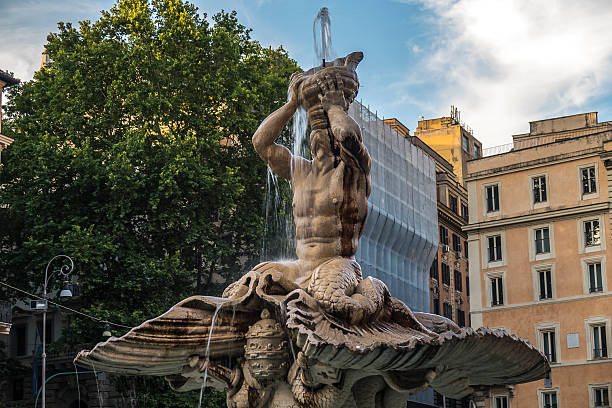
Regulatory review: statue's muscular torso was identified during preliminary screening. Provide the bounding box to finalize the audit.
[292,138,369,273]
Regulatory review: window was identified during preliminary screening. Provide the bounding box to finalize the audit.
[584,220,601,247]
[464,241,469,259]
[462,134,469,152]
[494,396,509,408]
[433,297,440,315]
[454,270,462,292]
[593,325,608,358]
[457,309,466,327]
[586,317,611,360]
[582,166,597,195]
[589,262,603,293]
[474,144,481,159]
[535,227,551,254]
[541,330,557,362]
[430,258,439,280]
[486,184,500,213]
[443,302,453,320]
[466,276,470,296]
[491,276,504,306]
[594,387,609,407]
[449,194,458,214]
[542,391,558,408]
[488,235,502,262]
[533,175,548,203]
[452,234,461,255]
[442,263,451,285]
[538,269,553,300]
[461,203,469,222]
[440,226,449,245]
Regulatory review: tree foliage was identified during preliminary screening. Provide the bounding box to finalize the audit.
[1,0,298,405]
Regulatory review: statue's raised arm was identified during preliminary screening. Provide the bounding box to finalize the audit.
[252,72,304,180]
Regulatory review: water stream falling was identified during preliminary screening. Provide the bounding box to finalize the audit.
[198,300,227,408]
[91,362,103,408]
[227,304,237,369]
[73,362,81,408]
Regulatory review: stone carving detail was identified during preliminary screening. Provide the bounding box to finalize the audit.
[75,52,549,407]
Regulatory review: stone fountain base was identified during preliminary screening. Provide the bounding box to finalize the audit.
[76,267,548,408]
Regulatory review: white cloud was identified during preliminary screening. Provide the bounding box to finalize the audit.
[410,0,612,147]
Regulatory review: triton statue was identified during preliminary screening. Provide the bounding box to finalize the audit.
[76,52,548,408]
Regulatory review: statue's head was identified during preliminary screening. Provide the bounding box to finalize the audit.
[298,51,363,130]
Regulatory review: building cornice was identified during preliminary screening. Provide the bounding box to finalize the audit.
[470,288,612,314]
[463,202,609,232]
[438,203,467,233]
[466,147,604,181]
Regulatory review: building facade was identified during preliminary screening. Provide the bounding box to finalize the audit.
[466,112,612,408]
[414,107,483,185]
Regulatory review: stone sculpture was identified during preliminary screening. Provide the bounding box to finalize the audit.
[75,52,549,407]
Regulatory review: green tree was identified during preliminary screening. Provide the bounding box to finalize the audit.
[0,0,298,405]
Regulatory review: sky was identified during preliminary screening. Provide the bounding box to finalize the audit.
[2,0,612,148]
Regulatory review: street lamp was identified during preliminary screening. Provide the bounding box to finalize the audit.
[41,255,74,408]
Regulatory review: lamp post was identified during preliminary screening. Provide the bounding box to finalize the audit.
[41,255,73,408]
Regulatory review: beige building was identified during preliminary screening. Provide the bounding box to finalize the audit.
[466,112,612,408]
[414,106,483,185]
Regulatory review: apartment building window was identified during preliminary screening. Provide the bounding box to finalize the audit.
[461,203,469,222]
[488,235,502,262]
[474,144,481,159]
[593,386,609,408]
[539,269,553,300]
[443,302,453,320]
[490,276,504,306]
[440,226,449,245]
[452,234,462,255]
[485,184,500,213]
[464,241,469,258]
[589,262,603,293]
[442,263,451,285]
[449,194,458,214]
[494,395,509,408]
[454,270,463,292]
[462,134,469,152]
[584,219,601,247]
[582,165,597,195]
[433,297,440,315]
[533,175,548,203]
[542,391,558,408]
[457,309,466,327]
[542,330,557,363]
[593,325,608,359]
[430,258,439,280]
[466,276,470,296]
[535,227,551,254]
[594,388,609,407]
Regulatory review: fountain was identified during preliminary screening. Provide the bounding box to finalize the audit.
[75,10,548,408]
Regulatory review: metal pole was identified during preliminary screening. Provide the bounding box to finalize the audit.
[42,268,48,408]
[40,255,73,408]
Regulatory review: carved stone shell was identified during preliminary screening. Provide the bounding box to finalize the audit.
[244,309,290,382]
